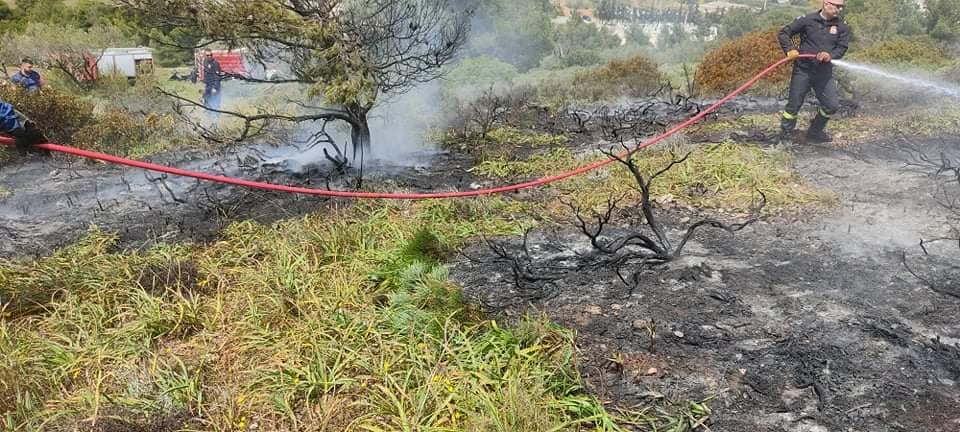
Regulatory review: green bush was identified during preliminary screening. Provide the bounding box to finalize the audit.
[569,54,665,101]
[927,0,960,43]
[848,36,952,68]
[719,7,806,40]
[443,55,518,96]
[0,85,187,156]
[0,86,95,144]
[555,49,605,68]
[73,111,186,157]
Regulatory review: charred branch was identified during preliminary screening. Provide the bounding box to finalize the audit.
[462,229,578,300]
[901,250,960,300]
[562,139,764,290]
[889,135,960,217]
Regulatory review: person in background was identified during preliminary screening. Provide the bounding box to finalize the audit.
[200,49,223,111]
[777,0,851,145]
[11,58,45,93]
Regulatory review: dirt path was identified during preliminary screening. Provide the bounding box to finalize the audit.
[452,139,960,431]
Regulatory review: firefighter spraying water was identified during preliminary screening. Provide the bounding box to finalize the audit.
[777,0,851,146]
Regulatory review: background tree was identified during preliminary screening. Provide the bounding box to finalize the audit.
[926,0,960,44]
[0,22,133,88]
[555,15,621,58]
[718,7,803,40]
[626,25,652,47]
[844,0,924,43]
[466,0,557,71]
[120,0,471,158]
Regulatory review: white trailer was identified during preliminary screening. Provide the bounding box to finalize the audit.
[95,47,155,79]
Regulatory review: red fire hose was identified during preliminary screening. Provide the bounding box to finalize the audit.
[0,56,811,200]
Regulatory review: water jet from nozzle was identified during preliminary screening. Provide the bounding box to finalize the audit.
[833,59,960,98]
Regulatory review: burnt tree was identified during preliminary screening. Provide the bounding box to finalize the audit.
[566,143,765,292]
[472,140,764,297]
[121,0,471,162]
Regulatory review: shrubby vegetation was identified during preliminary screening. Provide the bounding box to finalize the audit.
[5,0,959,430]
[694,29,790,96]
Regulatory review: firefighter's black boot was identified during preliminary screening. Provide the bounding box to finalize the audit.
[805,113,832,143]
[778,112,798,145]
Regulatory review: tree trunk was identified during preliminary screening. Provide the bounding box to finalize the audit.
[349,114,371,161]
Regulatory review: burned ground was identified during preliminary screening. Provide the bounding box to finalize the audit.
[0,147,477,258]
[453,135,960,431]
[2,98,958,430]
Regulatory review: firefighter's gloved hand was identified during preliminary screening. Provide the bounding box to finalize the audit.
[12,121,50,156]
[816,52,832,63]
[786,49,800,59]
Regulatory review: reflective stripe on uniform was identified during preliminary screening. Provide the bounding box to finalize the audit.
[782,111,796,120]
[818,108,831,118]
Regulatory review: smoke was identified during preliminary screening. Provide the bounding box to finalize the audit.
[253,80,445,172]
[201,1,559,173]
[249,1,559,173]
[366,81,443,164]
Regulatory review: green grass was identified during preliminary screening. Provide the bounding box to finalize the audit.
[0,199,707,431]
[472,140,833,215]
[444,127,569,163]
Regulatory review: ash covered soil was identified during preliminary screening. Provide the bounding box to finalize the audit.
[2,99,959,431]
[0,145,476,258]
[453,137,960,431]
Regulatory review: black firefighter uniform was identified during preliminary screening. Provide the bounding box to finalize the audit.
[777,11,852,141]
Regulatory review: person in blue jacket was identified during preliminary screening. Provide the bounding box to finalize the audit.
[0,100,46,153]
[10,59,44,93]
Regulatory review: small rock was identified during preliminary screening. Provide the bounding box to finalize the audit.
[680,217,691,224]
[644,367,659,376]
[674,331,685,338]
[632,319,650,330]
[611,304,623,310]
[655,193,675,204]
[469,182,482,190]
[586,305,602,315]
[739,368,747,375]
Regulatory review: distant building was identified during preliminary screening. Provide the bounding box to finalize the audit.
[700,1,752,14]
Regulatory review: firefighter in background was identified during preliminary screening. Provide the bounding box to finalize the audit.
[0,99,47,154]
[192,49,224,111]
[777,0,851,144]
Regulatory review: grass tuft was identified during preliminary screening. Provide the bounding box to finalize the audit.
[0,200,703,431]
